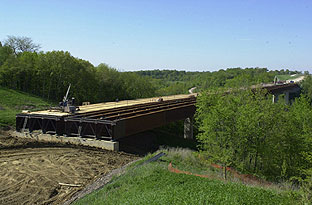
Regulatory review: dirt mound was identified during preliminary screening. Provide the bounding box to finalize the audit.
[0,132,138,205]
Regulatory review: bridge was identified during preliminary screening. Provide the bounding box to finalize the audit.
[260,83,301,103]
[15,83,300,151]
[16,94,197,150]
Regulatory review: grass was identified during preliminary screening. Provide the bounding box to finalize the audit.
[276,74,304,81]
[0,87,52,127]
[75,148,298,205]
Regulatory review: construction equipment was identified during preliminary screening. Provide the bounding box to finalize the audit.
[58,84,78,113]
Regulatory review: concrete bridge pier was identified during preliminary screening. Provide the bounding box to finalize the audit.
[272,94,279,103]
[270,83,301,104]
[272,91,291,104]
[184,117,193,139]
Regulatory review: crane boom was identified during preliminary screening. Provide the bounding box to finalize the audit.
[63,84,71,103]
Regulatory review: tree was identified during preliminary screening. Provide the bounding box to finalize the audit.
[0,43,14,67]
[301,75,312,101]
[196,87,312,181]
[4,36,40,55]
[196,89,242,179]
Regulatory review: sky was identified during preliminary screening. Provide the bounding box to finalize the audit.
[0,0,311,72]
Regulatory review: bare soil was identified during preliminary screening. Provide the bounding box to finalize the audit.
[0,131,138,205]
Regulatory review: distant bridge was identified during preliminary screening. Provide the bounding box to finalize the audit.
[259,83,301,103]
[15,83,300,151]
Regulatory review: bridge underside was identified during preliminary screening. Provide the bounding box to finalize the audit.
[263,83,301,94]
[16,97,196,141]
[264,83,301,104]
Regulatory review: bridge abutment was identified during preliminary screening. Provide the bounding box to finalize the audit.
[13,131,120,151]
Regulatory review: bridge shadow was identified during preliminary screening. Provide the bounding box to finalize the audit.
[118,129,198,156]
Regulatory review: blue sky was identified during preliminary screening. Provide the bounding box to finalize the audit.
[1,0,311,72]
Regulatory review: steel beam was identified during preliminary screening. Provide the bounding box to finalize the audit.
[16,96,196,141]
[112,104,196,139]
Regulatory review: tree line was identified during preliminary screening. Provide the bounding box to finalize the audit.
[0,37,156,104]
[134,68,303,95]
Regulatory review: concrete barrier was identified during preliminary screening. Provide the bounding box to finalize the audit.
[12,131,119,151]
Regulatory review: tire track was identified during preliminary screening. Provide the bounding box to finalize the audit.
[0,133,138,205]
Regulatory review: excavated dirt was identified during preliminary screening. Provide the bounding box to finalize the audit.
[0,131,138,205]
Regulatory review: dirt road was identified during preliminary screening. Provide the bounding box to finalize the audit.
[0,132,138,205]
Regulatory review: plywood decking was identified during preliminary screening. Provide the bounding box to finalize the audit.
[30,94,197,116]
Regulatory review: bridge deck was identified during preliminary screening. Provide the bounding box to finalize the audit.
[16,94,197,140]
[30,94,197,116]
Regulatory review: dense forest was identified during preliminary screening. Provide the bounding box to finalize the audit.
[197,88,312,179]
[0,38,156,104]
[195,86,312,202]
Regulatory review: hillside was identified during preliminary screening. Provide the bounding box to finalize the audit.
[133,68,303,95]
[0,87,51,127]
[75,148,298,204]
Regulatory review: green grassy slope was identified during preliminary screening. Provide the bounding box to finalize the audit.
[0,87,51,127]
[75,149,298,205]
[276,74,304,81]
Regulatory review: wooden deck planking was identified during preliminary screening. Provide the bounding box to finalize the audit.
[29,94,197,116]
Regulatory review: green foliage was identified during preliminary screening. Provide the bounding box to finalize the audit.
[0,51,156,104]
[134,68,300,96]
[94,64,156,102]
[3,35,40,55]
[0,36,157,104]
[196,89,240,175]
[196,90,312,182]
[301,75,312,100]
[0,44,14,67]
